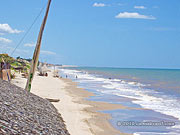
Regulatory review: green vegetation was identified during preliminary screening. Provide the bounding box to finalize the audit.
[0,54,15,63]
[11,61,22,67]
[0,54,31,73]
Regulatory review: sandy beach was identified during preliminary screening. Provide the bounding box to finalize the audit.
[11,70,130,135]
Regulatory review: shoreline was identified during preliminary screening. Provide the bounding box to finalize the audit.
[59,67,180,135]
[61,78,131,135]
[11,70,130,135]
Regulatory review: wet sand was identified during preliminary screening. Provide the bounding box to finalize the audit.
[61,78,132,135]
[12,71,131,135]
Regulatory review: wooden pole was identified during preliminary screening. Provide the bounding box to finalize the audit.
[25,0,52,91]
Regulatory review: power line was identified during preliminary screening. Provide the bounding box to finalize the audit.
[1,2,48,71]
[10,3,47,56]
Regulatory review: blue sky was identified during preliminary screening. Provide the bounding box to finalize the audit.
[0,0,180,68]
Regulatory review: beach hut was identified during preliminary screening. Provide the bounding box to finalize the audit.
[0,62,11,81]
[38,63,49,76]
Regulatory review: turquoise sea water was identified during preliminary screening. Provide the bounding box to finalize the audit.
[70,67,180,94]
[59,67,180,135]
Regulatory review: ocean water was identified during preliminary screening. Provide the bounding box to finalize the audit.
[58,67,180,135]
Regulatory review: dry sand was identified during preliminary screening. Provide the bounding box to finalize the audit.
[12,71,131,135]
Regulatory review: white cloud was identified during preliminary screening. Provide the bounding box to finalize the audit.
[134,6,146,9]
[93,3,106,7]
[0,37,12,43]
[0,45,29,57]
[0,24,22,34]
[41,50,56,55]
[24,43,36,47]
[115,12,156,20]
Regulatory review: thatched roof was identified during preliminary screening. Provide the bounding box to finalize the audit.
[0,79,70,135]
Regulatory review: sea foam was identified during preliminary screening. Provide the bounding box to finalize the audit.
[59,69,180,123]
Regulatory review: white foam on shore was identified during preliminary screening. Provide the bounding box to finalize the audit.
[102,82,180,121]
[134,132,178,135]
[59,68,180,124]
